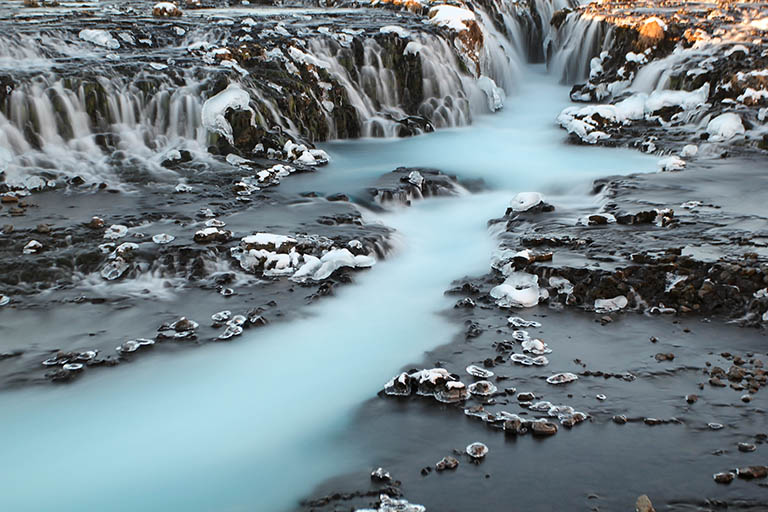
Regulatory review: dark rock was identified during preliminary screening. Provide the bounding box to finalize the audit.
[435,456,459,471]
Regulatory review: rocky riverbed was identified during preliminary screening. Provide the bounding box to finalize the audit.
[1,0,767,511]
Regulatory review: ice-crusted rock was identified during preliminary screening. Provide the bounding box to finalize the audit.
[680,144,698,157]
[241,233,297,252]
[153,2,181,16]
[22,240,42,254]
[201,84,252,145]
[594,295,628,313]
[510,353,549,366]
[490,272,548,308]
[508,192,543,213]
[465,442,488,459]
[521,338,551,355]
[468,380,497,396]
[508,316,542,328]
[383,368,468,404]
[152,233,175,245]
[477,76,505,112]
[104,224,128,240]
[549,277,574,296]
[546,372,579,385]
[657,156,686,172]
[79,29,120,49]
[356,494,426,512]
[100,257,130,281]
[706,113,745,141]
[466,365,493,378]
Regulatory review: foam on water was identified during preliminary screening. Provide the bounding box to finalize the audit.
[0,66,656,512]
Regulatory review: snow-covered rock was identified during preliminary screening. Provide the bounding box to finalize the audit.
[428,5,476,32]
[153,2,181,16]
[508,192,543,213]
[706,113,745,141]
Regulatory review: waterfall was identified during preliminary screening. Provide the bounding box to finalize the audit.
[546,11,614,84]
[0,1,568,187]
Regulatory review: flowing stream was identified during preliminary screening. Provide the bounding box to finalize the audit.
[0,65,656,511]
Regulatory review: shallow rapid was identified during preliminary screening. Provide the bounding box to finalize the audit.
[0,66,656,512]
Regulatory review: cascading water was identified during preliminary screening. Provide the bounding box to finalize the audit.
[0,2,549,188]
[546,11,614,84]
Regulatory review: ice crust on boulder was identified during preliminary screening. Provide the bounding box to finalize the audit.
[657,156,686,172]
[594,295,628,313]
[491,272,548,308]
[477,76,505,112]
[706,113,745,141]
[79,29,120,49]
[201,84,251,144]
[508,192,543,213]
